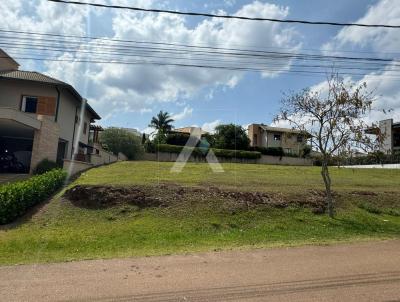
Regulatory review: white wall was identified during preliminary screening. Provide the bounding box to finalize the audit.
[343,164,400,169]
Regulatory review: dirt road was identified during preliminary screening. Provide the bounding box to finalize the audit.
[1,240,400,301]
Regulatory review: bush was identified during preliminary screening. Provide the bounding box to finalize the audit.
[144,140,156,153]
[249,146,284,157]
[301,145,312,158]
[213,124,250,150]
[100,128,144,160]
[0,169,67,224]
[155,144,261,159]
[213,149,261,159]
[33,159,59,175]
[165,133,190,146]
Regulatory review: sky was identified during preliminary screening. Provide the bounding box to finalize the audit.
[1,0,399,134]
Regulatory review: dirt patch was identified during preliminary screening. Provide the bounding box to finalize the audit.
[64,185,164,209]
[351,191,378,196]
[64,184,327,212]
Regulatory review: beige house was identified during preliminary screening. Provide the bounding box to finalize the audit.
[248,124,308,155]
[365,119,400,154]
[0,49,116,174]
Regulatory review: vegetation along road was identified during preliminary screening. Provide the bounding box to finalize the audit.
[0,161,399,265]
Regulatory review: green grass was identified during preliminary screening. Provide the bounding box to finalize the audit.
[0,161,399,265]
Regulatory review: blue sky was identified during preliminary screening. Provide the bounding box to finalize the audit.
[1,0,399,132]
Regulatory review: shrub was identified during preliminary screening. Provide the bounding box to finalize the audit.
[213,149,261,159]
[213,124,250,150]
[155,144,261,159]
[249,146,284,157]
[301,145,312,158]
[100,128,144,160]
[0,169,67,224]
[33,159,59,175]
[165,133,190,146]
[144,140,156,153]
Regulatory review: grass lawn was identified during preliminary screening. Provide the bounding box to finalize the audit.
[0,161,399,265]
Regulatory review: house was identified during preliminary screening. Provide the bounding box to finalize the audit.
[0,49,116,174]
[171,127,209,136]
[121,127,141,137]
[248,124,308,155]
[365,119,400,154]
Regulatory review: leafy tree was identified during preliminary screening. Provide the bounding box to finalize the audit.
[100,128,144,160]
[213,124,250,150]
[275,74,381,218]
[165,133,190,146]
[141,133,146,145]
[149,111,174,133]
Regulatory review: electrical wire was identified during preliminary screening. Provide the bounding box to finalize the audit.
[47,0,400,29]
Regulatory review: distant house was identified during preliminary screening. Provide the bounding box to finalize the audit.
[365,119,400,154]
[248,124,308,155]
[121,127,141,137]
[170,127,209,136]
[0,49,117,174]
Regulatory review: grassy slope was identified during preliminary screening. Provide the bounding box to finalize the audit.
[0,161,399,265]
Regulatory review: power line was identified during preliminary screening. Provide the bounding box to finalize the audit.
[4,55,400,80]
[3,40,400,71]
[1,28,399,58]
[0,30,397,64]
[2,28,400,79]
[47,0,400,29]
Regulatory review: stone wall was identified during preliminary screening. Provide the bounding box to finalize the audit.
[63,159,93,176]
[30,115,60,173]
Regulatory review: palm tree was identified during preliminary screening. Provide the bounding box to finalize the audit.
[149,111,174,133]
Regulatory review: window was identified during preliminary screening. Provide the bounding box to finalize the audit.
[273,134,281,141]
[21,96,38,113]
[297,135,303,143]
[253,134,257,144]
[83,122,88,135]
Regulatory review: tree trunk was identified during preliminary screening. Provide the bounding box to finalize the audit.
[321,161,334,218]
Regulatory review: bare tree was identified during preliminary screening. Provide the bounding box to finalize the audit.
[275,74,381,218]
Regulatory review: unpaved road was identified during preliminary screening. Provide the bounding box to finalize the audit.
[1,240,400,302]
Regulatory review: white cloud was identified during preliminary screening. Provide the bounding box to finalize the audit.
[319,0,400,124]
[202,119,221,133]
[0,0,300,121]
[322,0,400,53]
[172,106,193,121]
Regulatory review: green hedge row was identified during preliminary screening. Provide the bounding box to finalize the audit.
[248,146,285,157]
[156,144,261,159]
[0,169,67,224]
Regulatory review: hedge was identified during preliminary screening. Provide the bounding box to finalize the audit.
[0,169,67,224]
[248,146,285,157]
[155,144,261,159]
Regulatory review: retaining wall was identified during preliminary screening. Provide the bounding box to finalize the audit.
[143,152,313,166]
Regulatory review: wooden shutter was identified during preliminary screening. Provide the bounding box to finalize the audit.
[37,96,56,116]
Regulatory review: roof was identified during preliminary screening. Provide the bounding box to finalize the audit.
[259,125,304,134]
[0,70,101,120]
[0,70,66,85]
[172,127,209,135]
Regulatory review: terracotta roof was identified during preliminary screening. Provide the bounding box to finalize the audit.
[0,70,101,120]
[172,127,209,135]
[0,70,66,85]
